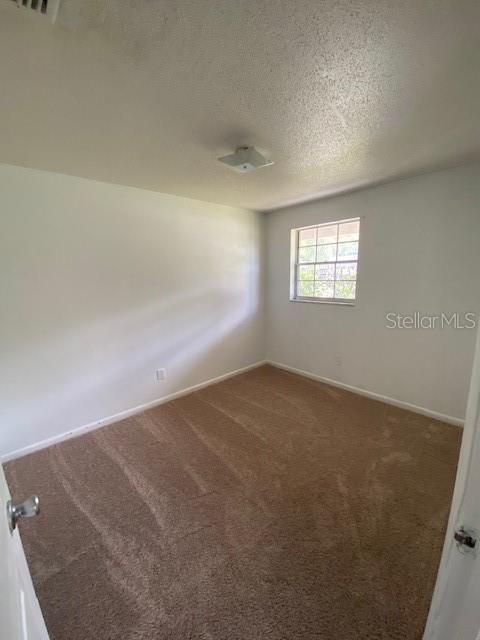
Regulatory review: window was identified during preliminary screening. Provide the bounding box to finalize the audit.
[291,218,360,304]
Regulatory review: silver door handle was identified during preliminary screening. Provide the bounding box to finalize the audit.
[7,496,40,532]
[454,526,477,551]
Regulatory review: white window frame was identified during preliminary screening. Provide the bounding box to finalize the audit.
[290,217,360,305]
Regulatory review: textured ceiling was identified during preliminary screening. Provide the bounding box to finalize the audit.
[0,0,479,210]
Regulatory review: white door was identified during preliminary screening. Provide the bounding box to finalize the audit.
[424,326,480,640]
[0,466,49,640]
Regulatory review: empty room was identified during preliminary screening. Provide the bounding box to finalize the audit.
[1,1,480,639]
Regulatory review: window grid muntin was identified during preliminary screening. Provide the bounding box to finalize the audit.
[294,218,359,303]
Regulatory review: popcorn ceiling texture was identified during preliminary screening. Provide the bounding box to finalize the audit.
[0,0,479,209]
[5,366,461,639]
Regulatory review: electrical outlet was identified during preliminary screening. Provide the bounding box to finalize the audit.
[156,368,166,381]
[335,355,342,367]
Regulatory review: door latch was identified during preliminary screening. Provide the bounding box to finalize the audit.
[454,526,477,550]
[7,496,40,533]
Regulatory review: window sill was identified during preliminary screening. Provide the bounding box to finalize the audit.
[290,297,356,306]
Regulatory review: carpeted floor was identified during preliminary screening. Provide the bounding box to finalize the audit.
[4,365,461,640]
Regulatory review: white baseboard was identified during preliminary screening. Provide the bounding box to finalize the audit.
[1,360,267,463]
[267,360,464,427]
[3,357,462,464]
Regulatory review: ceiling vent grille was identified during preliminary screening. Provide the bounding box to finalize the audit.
[7,0,60,23]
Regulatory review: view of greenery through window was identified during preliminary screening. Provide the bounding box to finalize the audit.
[294,218,360,302]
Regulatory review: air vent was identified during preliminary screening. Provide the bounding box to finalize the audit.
[7,0,60,23]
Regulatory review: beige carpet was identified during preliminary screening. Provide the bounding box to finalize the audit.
[4,365,461,640]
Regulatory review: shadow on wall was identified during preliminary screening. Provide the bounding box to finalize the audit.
[0,169,263,459]
[1,280,261,459]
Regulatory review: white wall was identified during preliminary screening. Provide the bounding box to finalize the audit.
[2,162,479,460]
[0,164,264,459]
[265,163,480,422]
